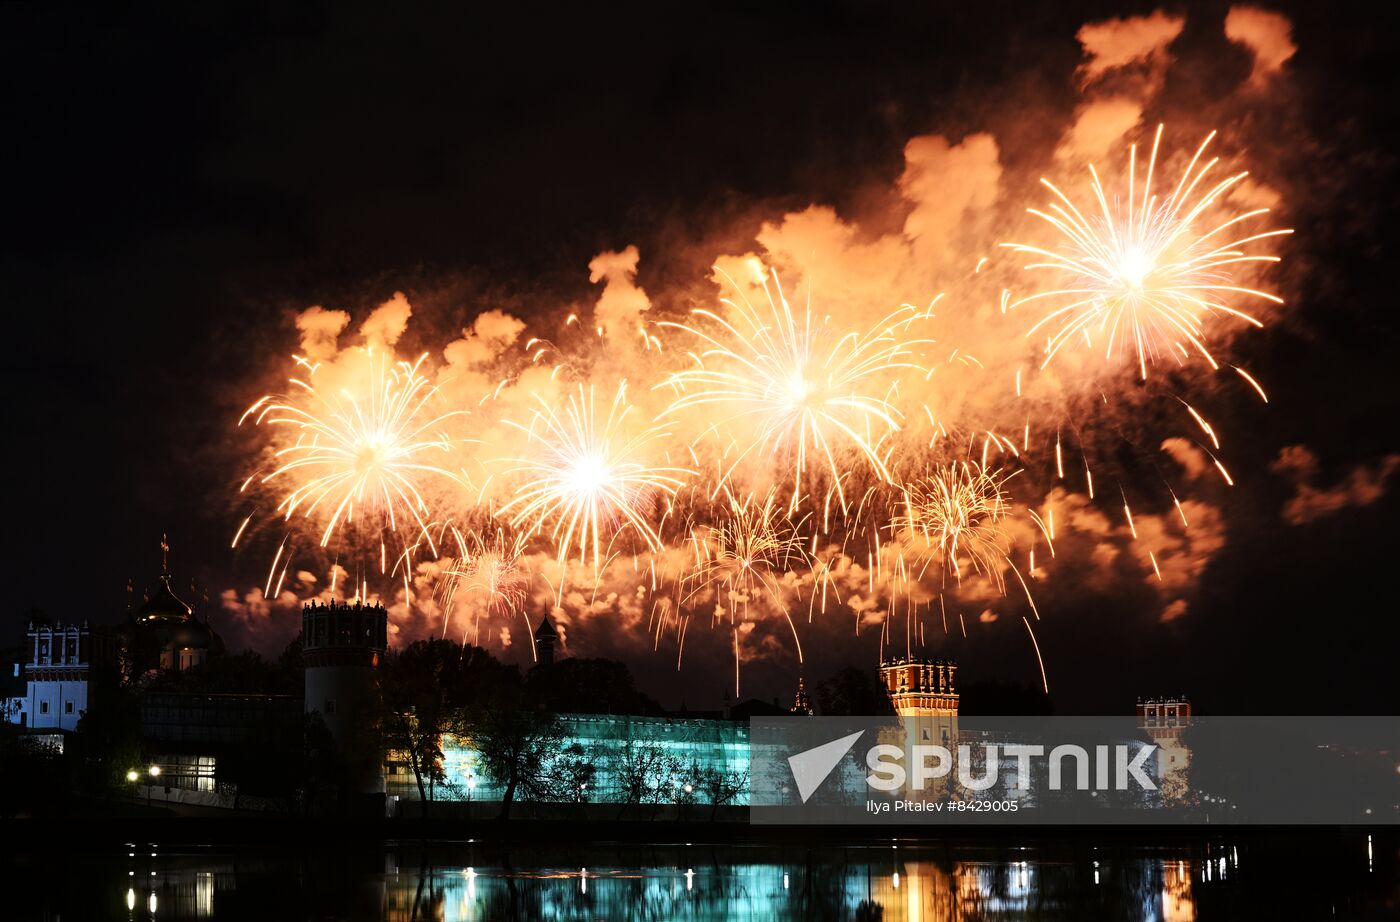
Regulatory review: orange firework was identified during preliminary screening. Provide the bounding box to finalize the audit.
[496,382,691,570]
[438,525,531,646]
[895,461,1019,592]
[683,490,810,619]
[1004,126,1292,379]
[659,265,930,514]
[239,350,466,575]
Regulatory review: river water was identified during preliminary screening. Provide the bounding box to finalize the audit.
[6,833,1395,920]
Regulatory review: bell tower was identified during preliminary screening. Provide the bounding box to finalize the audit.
[880,654,958,717]
[880,652,959,752]
[1137,696,1192,804]
[533,614,559,667]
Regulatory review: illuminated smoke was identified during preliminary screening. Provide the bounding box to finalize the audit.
[226,6,1307,691]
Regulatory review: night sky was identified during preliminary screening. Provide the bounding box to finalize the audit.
[5,1,1397,714]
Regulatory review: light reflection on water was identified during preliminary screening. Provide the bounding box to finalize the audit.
[10,835,1395,920]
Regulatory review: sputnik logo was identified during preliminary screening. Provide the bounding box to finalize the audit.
[787,730,864,803]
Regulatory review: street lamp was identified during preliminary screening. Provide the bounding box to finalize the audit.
[143,765,161,807]
[125,769,139,783]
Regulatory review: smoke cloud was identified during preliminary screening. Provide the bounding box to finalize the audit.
[222,5,1303,701]
[295,306,351,361]
[1225,5,1297,88]
[1271,445,1400,525]
[1075,10,1184,87]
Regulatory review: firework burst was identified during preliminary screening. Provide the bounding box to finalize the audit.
[895,461,1019,593]
[1003,126,1292,379]
[496,382,692,570]
[238,350,466,579]
[438,525,530,645]
[683,490,811,622]
[660,265,930,514]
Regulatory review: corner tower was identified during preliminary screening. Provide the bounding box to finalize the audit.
[880,654,958,716]
[1137,695,1192,804]
[303,600,388,795]
[880,652,959,748]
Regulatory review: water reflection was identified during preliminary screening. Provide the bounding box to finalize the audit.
[6,834,1393,920]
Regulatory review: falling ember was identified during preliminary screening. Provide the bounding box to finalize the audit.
[1232,365,1269,403]
[1023,616,1049,694]
[1172,491,1190,528]
[1182,401,1221,449]
[230,515,251,549]
[1004,126,1291,380]
[733,627,741,699]
[263,536,287,599]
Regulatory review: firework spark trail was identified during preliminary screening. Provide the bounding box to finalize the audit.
[238,350,467,596]
[1022,616,1049,694]
[659,265,932,516]
[1003,126,1292,380]
[496,382,692,571]
[895,461,1020,591]
[437,525,531,647]
[682,489,811,664]
[234,119,1291,696]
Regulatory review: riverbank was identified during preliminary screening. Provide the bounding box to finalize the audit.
[7,800,1391,853]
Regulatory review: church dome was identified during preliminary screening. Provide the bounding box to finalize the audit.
[162,617,218,649]
[122,535,225,675]
[134,576,193,623]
